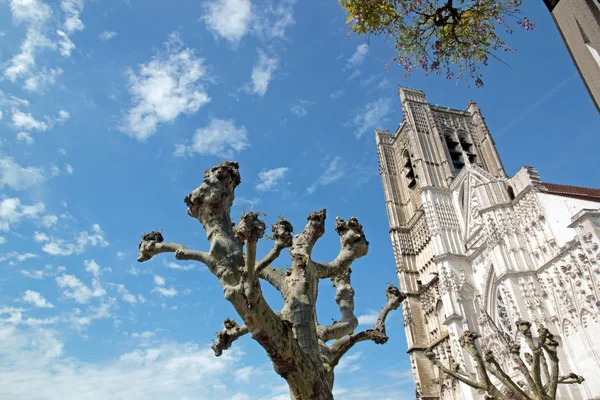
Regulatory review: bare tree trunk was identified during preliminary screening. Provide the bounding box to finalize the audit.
[135,161,402,399]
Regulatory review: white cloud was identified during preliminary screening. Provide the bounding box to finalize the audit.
[55,109,70,123]
[34,232,50,242]
[154,286,178,297]
[0,236,5,244]
[56,148,67,156]
[56,271,105,304]
[42,214,58,227]
[250,51,278,96]
[290,100,312,117]
[153,275,165,286]
[12,109,48,131]
[0,251,38,265]
[252,0,296,41]
[164,261,195,271]
[64,164,73,174]
[336,351,363,374]
[61,0,85,35]
[256,167,289,191]
[20,265,65,280]
[0,320,243,400]
[50,164,61,177]
[9,0,53,24]
[152,275,178,297]
[0,156,45,190]
[16,132,34,145]
[116,251,125,260]
[63,300,114,330]
[0,90,29,108]
[306,156,345,194]
[201,0,252,44]
[98,31,116,41]
[112,283,142,304]
[0,198,46,232]
[121,33,211,141]
[347,44,369,68]
[357,310,379,326]
[56,29,75,56]
[24,67,63,92]
[347,69,361,80]
[3,0,55,84]
[23,290,54,308]
[352,98,392,138]
[233,196,260,210]
[179,118,249,159]
[39,224,109,256]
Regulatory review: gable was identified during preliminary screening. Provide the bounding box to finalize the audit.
[451,165,497,242]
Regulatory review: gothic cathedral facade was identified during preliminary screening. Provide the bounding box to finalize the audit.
[375,87,600,399]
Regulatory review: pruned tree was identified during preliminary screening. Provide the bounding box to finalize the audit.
[424,319,584,400]
[136,161,403,400]
[338,0,536,87]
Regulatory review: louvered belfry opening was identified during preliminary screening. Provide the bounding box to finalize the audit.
[403,150,417,190]
[458,133,477,164]
[445,134,464,171]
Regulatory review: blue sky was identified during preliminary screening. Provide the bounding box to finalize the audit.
[0,0,598,399]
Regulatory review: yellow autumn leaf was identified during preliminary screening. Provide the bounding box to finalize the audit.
[346,14,354,24]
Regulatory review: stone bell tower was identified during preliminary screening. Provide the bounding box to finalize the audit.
[375,87,506,399]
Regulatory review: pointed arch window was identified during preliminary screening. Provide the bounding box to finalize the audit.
[495,289,514,343]
[403,150,418,190]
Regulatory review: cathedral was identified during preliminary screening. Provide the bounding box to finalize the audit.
[375,87,600,399]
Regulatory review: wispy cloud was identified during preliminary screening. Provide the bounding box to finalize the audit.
[23,290,54,308]
[249,50,278,96]
[306,156,345,194]
[121,33,211,141]
[36,224,109,256]
[357,310,378,325]
[256,167,289,191]
[16,132,34,145]
[0,197,47,232]
[352,98,392,138]
[290,100,312,117]
[174,118,249,159]
[152,274,178,297]
[98,31,117,41]
[347,44,368,68]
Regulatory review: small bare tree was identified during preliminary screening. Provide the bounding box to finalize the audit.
[136,161,403,400]
[425,319,584,400]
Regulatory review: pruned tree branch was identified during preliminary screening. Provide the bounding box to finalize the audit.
[316,217,369,343]
[259,266,289,296]
[428,318,585,400]
[212,317,249,356]
[256,219,294,274]
[315,217,369,279]
[137,232,215,269]
[329,285,403,367]
[291,209,326,260]
[317,268,359,342]
[425,349,484,390]
[234,211,265,303]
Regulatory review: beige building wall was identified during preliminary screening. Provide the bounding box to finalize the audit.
[547,0,600,113]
